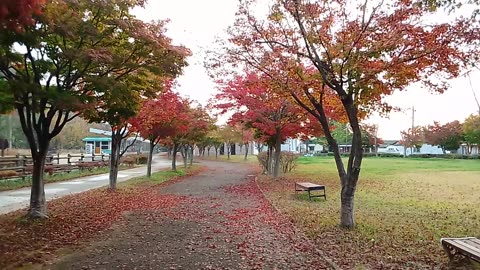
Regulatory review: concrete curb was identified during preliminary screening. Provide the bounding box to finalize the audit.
[253,175,342,270]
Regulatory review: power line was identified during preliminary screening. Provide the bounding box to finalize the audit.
[466,71,480,115]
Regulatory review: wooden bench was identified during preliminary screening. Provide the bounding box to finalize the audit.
[441,237,480,263]
[294,182,326,200]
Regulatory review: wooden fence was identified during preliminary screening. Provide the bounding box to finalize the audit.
[0,153,110,180]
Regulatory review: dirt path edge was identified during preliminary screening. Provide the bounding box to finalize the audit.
[254,176,342,270]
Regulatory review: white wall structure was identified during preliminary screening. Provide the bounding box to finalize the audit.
[457,144,479,155]
[378,143,443,156]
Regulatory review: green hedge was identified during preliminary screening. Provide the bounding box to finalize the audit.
[315,152,479,159]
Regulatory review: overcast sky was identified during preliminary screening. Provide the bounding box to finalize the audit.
[132,0,480,140]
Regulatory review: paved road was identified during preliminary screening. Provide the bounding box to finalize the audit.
[0,155,171,214]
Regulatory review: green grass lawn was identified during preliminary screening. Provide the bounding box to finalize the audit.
[258,156,480,269]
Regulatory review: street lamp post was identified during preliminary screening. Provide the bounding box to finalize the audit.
[405,106,416,156]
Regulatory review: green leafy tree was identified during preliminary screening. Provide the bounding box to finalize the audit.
[217,125,242,160]
[463,114,480,152]
[181,105,216,166]
[204,129,224,158]
[49,117,90,150]
[0,0,187,218]
[331,122,353,147]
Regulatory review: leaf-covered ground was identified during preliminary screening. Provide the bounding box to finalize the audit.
[257,156,480,270]
[0,167,203,269]
[1,161,338,269]
[43,161,333,270]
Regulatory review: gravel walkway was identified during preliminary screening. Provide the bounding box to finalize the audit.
[46,161,332,270]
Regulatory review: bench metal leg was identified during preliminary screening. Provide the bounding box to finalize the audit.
[308,190,311,200]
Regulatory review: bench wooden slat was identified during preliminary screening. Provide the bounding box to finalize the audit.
[444,239,479,251]
[449,241,480,261]
[296,182,323,188]
[448,240,480,255]
[467,239,480,250]
[442,238,480,262]
[295,182,326,200]
[445,238,480,249]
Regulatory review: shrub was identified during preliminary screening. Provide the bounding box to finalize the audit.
[77,161,107,171]
[0,170,18,178]
[280,152,300,173]
[120,156,136,167]
[257,151,299,174]
[135,154,148,164]
[257,152,269,174]
[44,165,54,175]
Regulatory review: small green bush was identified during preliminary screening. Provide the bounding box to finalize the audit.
[257,151,300,174]
[136,154,148,164]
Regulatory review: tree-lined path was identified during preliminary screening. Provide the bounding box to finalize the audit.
[45,161,333,270]
[0,155,171,214]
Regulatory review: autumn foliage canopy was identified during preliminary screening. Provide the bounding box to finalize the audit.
[214,72,329,144]
[0,0,45,31]
[208,0,480,227]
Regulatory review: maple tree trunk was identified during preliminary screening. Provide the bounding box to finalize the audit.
[256,142,262,154]
[172,143,178,171]
[147,140,154,178]
[189,145,193,166]
[339,104,363,228]
[307,95,362,228]
[244,142,249,161]
[227,142,231,160]
[28,147,48,219]
[273,134,281,179]
[109,134,121,190]
[181,145,187,168]
[340,178,355,227]
[267,145,274,175]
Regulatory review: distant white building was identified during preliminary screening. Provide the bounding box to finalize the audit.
[249,137,325,155]
[457,143,479,155]
[281,138,324,153]
[378,141,444,156]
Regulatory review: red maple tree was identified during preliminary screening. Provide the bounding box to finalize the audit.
[209,0,478,228]
[214,72,327,178]
[132,85,191,176]
[0,0,45,31]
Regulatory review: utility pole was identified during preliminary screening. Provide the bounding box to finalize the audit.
[411,106,415,132]
[373,124,378,157]
[410,106,415,155]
